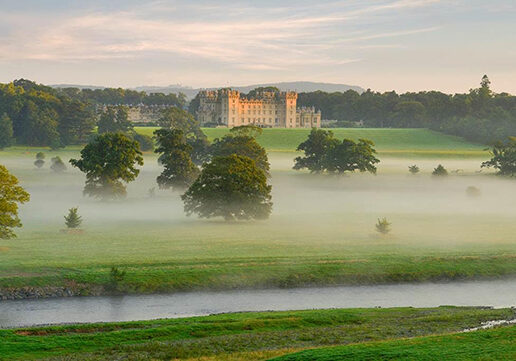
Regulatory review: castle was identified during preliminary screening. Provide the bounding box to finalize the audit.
[197,89,321,128]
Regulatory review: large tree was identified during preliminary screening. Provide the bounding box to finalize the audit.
[158,107,209,164]
[210,134,270,175]
[293,128,339,173]
[158,107,204,139]
[0,165,30,239]
[154,128,199,190]
[481,137,516,177]
[325,138,379,174]
[70,133,143,200]
[14,101,60,148]
[294,129,379,174]
[97,106,133,134]
[58,99,95,144]
[182,155,272,221]
[0,113,14,149]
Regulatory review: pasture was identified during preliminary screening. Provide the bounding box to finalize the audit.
[136,127,488,156]
[0,128,515,295]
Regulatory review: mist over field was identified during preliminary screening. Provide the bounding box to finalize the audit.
[3,151,516,260]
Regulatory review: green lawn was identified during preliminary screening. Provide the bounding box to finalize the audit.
[1,307,513,360]
[135,127,488,157]
[271,323,516,361]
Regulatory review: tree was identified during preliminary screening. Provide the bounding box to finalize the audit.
[50,156,67,173]
[0,165,30,239]
[154,128,199,190]
[408,165,420,175]
[131,132,154,152]
[375,218,391,235]
[97,106,133,134]
[210,134,270,175]
[182,155,272,221]
[64,207,82,229]
[294,128,339,173]
[58,100,95,144]
[158,107,204,139]
[229,125,263,138]
[34,152,45,168]
[481,137,516,177]
[324,138,379,174]
[15,101,60,148]
[432,164,448,176]
[70,133,143,200]
[0,113,14,149]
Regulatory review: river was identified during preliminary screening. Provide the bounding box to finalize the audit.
[1,279,516,328]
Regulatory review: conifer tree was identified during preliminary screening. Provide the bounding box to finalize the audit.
[64,207,82,229]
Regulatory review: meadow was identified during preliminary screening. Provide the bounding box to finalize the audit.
[137,127,488,156]
[1,306,513,360]
[1,128,515,296]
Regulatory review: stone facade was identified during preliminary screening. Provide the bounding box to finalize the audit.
[197,89,321,128]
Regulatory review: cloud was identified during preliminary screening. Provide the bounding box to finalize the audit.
[0,0,442,71]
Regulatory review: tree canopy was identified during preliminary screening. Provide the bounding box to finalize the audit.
[70,133,143,200]
[481,137,516,177]
[0,165,30,239]
[182,155,272,221]
[154,128,200,190]
[296,75,516,144]
[97,106,133,134]
[294,128,379,174]
[293,128,339,173]
[0,113,13,149]
[210,134,270,175]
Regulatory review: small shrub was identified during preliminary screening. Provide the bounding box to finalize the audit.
[466,186,481,198]
[50,156,67,173]
[376,218,391,235]
[64,207,82,229]
[408,165,420,175]
[34,152,45,168]
[108,267,127,292]
[432,164,448,177]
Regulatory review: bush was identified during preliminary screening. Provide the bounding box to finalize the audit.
[108,267,127,293]
[408,165,420,175]
[376,218,391,235]
[466,186,481,198]
[50,156,67,173]
[432,164,448,177]
[34,152,45,168]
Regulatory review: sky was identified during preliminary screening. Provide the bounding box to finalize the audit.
[0,0,515,93]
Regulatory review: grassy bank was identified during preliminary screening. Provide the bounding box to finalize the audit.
[271,323,516,361]
[1,307,513,360]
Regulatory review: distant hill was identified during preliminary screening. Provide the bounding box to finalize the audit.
[51,82,364,99]
[135,82,364,99]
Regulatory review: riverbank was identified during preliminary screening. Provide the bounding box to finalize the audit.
[1,306,514,360]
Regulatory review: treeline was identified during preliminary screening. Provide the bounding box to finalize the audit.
[0,79,187,149]
[298,76,516,144]
[56,86,186,107]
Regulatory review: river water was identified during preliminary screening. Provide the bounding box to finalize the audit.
[1,279,516,328]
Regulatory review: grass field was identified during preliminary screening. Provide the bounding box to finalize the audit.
[271,323,516,361]
[0,128,513,296]
[1,307,513,360]
[135,127,488,157]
